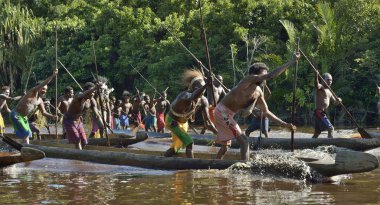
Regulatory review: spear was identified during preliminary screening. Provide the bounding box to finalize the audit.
[24,56,34,93]
[198,0,216,106]
[55,27,59,140]
[92,40,110,146]
[129,63,165,99]
[290,38,300,152]
[57,59,83,91]
[164,27,229,92]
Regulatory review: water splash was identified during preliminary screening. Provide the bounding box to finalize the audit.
[228,146,342,183]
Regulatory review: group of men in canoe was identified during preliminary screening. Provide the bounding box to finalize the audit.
[0,49,376,159]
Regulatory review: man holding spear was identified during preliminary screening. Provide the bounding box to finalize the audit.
[10,69,59,144]
[63,82,101,150]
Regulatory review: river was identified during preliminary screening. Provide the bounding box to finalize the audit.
[1,129,380,204]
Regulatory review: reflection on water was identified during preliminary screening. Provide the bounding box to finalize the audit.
[1,157,380,204]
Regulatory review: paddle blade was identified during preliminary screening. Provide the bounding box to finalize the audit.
[2,136,23,151]
[252,137,262,150]
[358,128,372,139]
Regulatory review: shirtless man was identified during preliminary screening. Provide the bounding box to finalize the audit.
[63,82,100,149]
[201,74,228,134]
[129,89,145,130]
[206,74,228,105]
[164,69,211,158]
[113,99,123,130]
[120,91,132,130]
[143,94,157,132]
[57,86,74,138]
[214,53,299,160]
[89,83,110,138]
[156,91,170,133]
[0,86,22,136]
[312,72,342,138]
[10,69,58,144]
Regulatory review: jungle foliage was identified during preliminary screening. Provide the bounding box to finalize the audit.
[1,0,380,126]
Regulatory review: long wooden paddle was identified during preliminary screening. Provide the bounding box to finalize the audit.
[300,48,372,139]
[55,28,59,141]
[291,38,300,152]
[92,40,111,146]
[1,136,22,151]
[164,27,229,92]
[198,0,217,107]
[57,59,83,91]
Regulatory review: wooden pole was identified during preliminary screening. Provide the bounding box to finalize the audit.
[291,38,300,152]
[164,27,228,92]
[92,40,110,146]
[198,0,217,107]
[55,27,58,140]
[57,59,83,91]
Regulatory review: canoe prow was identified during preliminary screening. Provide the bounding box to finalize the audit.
[307,150,379,177]
[0,147,45,167]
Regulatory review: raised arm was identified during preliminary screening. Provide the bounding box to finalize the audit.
[29,68,58,93]
[314,71,323,90]
[248,52,300,83]
[189,80,209,101]
[77,86,97,100]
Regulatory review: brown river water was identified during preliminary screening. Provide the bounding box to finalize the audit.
[1,128,380,204]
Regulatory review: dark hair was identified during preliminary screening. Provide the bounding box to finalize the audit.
[64,86,73,94]
[248,63,269,75]
[322,73,332,80]
[1,85,10,90]
[122,90,131,97]
[84,82,95,90]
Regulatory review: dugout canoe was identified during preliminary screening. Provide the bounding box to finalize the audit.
[0,147,45,167]
[24,136,379,178]
[5,132,147,148]
[4,132,136,141]
[136,131,380,151]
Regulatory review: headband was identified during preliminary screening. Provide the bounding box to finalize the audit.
[189,76,204,89]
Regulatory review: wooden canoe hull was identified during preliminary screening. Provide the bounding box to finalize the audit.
[4,132,137,141]
[24,141,379,177]
[140,131,380,151]
[0,147,45,167]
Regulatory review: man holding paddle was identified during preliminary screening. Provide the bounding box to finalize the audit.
[312,72,342,138]
[10,69,59,144]
[164,69,211,158]
[214,53,299,160]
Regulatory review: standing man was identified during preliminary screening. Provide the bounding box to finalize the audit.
[10,69,58,144]
[143,94,157,132]
[156,90,170,133]
[164,69,210,158]
[312,72,342,138]
[200,75,229,134]
[214,54,299,160]
[63,82,100,149]
[0,86,22,136]
[120,91,132,130]
[57,86,74,138]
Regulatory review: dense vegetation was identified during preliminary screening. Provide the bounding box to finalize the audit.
[1,0,379,127]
